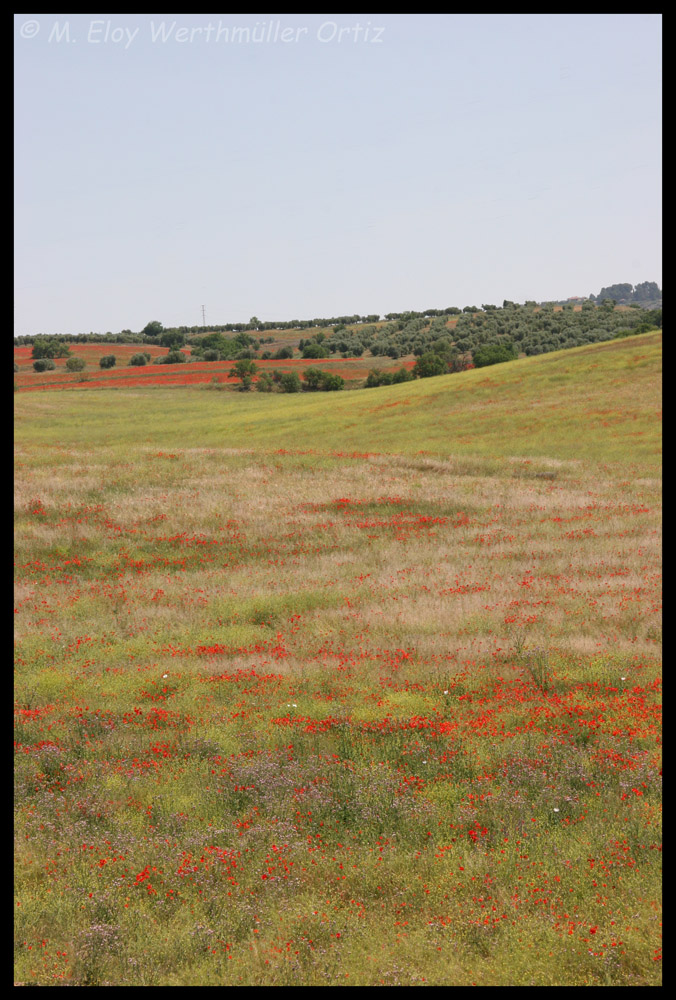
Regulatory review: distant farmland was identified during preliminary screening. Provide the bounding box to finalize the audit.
[14,344,413,393]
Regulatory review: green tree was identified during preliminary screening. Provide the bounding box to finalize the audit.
[273,346,293,360]
[596,283,632,304]
[413,353,448,378]
[632,281,661,303]
[32,338,71,360]
[302,343,329,359]
[129,353,148,366]
[234,332,256,348]
[392,366,414,383]
[197,333,240,358]
[365,370,385,387]
[159,329,186,349]
[430,337,456,362]
[229,359,258,386]
[302,367,325,391]
[33,358,56,372]
[65,357,86,372]
[99,354,116,369]
[142,321,164,338]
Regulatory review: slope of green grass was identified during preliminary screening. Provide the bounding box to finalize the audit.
[14,333,661,469]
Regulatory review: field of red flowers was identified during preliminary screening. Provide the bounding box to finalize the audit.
[15,346,411,392]
[14,341,661,986]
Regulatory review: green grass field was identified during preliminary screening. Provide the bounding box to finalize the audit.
[16,333,660,462]
[14,332,661,985]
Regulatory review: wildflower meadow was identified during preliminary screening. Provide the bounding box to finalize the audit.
[14,333,661,985]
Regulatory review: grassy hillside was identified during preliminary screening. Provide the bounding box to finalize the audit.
[15,332,661,468]
[14,331,661,986]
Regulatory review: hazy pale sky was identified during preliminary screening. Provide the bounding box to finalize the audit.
[15,13,661,335]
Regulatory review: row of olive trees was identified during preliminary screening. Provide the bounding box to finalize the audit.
[324,303,661,362]
[26,352,186,373]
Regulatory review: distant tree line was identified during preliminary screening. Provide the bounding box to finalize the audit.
[14,286,662,349]
[590,281,661,307]
[16,297,662,387]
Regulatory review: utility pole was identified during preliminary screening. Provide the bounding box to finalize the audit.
[201,305,206,329]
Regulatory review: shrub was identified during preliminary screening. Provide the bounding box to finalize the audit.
[449,356,475,373]
[301,343,329,359]
[319,373,344,391]
[365,370,394,388]
[279,371,301,393]
[163,351,187,364]
[391,366,414,383]
[33,358,56,372]
[203,349,220,362]
[256,374,274,392]
[196,333,240,358]
[129,353,148,366]
[302,367,325,391]
[413,353,448,378]
[302,368,345,391]
[273,346,294,360]
[65,357,87,372]
[99,354,116,369]
[472,343,517,367]
[628,322,660,336]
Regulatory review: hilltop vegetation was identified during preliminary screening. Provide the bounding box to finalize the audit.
[15,298,662,395]
[321,301,661,365]
[14,283,662,369]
